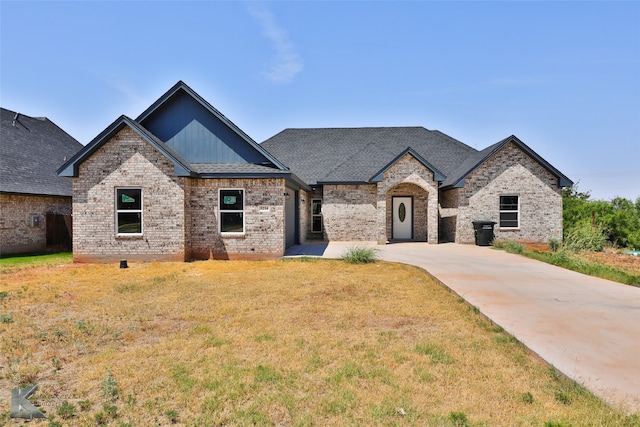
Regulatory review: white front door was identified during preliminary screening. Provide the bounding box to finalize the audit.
[392,197,413,240]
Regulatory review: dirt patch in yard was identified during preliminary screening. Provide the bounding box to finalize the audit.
[577,248,640,276]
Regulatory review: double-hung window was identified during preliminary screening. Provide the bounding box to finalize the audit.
[311,199,322,232]
[219,189,244,233]
[499,195,519,228]
[116,188,142,234]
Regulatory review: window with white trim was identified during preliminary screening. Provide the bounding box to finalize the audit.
[499,195,519,228]
[116,188,142,234]
[219,189,244,233]
[311,199,322,232]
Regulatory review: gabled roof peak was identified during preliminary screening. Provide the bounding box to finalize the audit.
[136,81,288,170]
[440,135,573,189]
[57,115,193,178]
[370,147,446,183]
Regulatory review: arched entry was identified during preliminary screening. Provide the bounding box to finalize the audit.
[386,183,429,241]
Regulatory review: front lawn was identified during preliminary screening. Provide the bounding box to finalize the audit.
[0,259,636,426]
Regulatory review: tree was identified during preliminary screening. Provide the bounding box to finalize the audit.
[562,185,640,249]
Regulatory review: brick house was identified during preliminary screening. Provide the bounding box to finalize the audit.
[1,108,83,255]
[58,81,572,262]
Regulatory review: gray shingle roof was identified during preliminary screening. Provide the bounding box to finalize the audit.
[260,127,478,185]
[1,108,83,197]
[191,163,291,175]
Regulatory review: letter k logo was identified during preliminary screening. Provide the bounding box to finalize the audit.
[10,385,45,419]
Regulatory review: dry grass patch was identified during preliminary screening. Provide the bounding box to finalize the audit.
[0,259,636,426]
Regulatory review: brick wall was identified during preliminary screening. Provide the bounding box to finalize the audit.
[318,154,440,243]
[438,188,460,242]
[297,188,311,243]
[0,193,71,255]
[378,154,439,243]
[322,184,378,241]
[72,127,289,262]
[455,142,563,243]
[72,127,187,262]
[187,177,286,260]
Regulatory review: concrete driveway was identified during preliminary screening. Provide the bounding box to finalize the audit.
[286,242,640,412]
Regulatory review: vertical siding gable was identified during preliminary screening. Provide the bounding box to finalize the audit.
[140,91,270,164]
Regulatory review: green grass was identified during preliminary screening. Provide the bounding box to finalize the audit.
[0,252,72,271]
[494,241,640,287]
[525,250,640,287]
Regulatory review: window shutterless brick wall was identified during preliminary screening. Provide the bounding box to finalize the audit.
[0,193,71,255]
[187,177,286,260]
[72,128,289,262]
[454,142,563,243]
[72,128,187,262]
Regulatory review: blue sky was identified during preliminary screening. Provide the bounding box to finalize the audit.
[1,1,638,201]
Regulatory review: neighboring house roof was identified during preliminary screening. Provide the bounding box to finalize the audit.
[260,127,477,185]
[1,107,83,197]
[440,135,573,189]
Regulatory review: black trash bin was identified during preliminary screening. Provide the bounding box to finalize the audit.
[472,220,496,246]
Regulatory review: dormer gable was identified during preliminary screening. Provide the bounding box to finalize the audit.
[136,81,286,169]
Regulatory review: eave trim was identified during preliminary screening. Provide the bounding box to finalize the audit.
[369,147,446,182]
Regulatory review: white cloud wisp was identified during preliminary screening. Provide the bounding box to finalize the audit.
[248,3,304,84]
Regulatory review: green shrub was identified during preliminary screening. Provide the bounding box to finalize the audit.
[563,187,640,249]
[340,245,379,264]
[564,224,607,252]
[548,238,561,252]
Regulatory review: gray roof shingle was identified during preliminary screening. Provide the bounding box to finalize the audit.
[261,127,478,185]
[1,108,83,197]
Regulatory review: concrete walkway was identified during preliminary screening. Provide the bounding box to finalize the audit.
[286,241,640,412]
